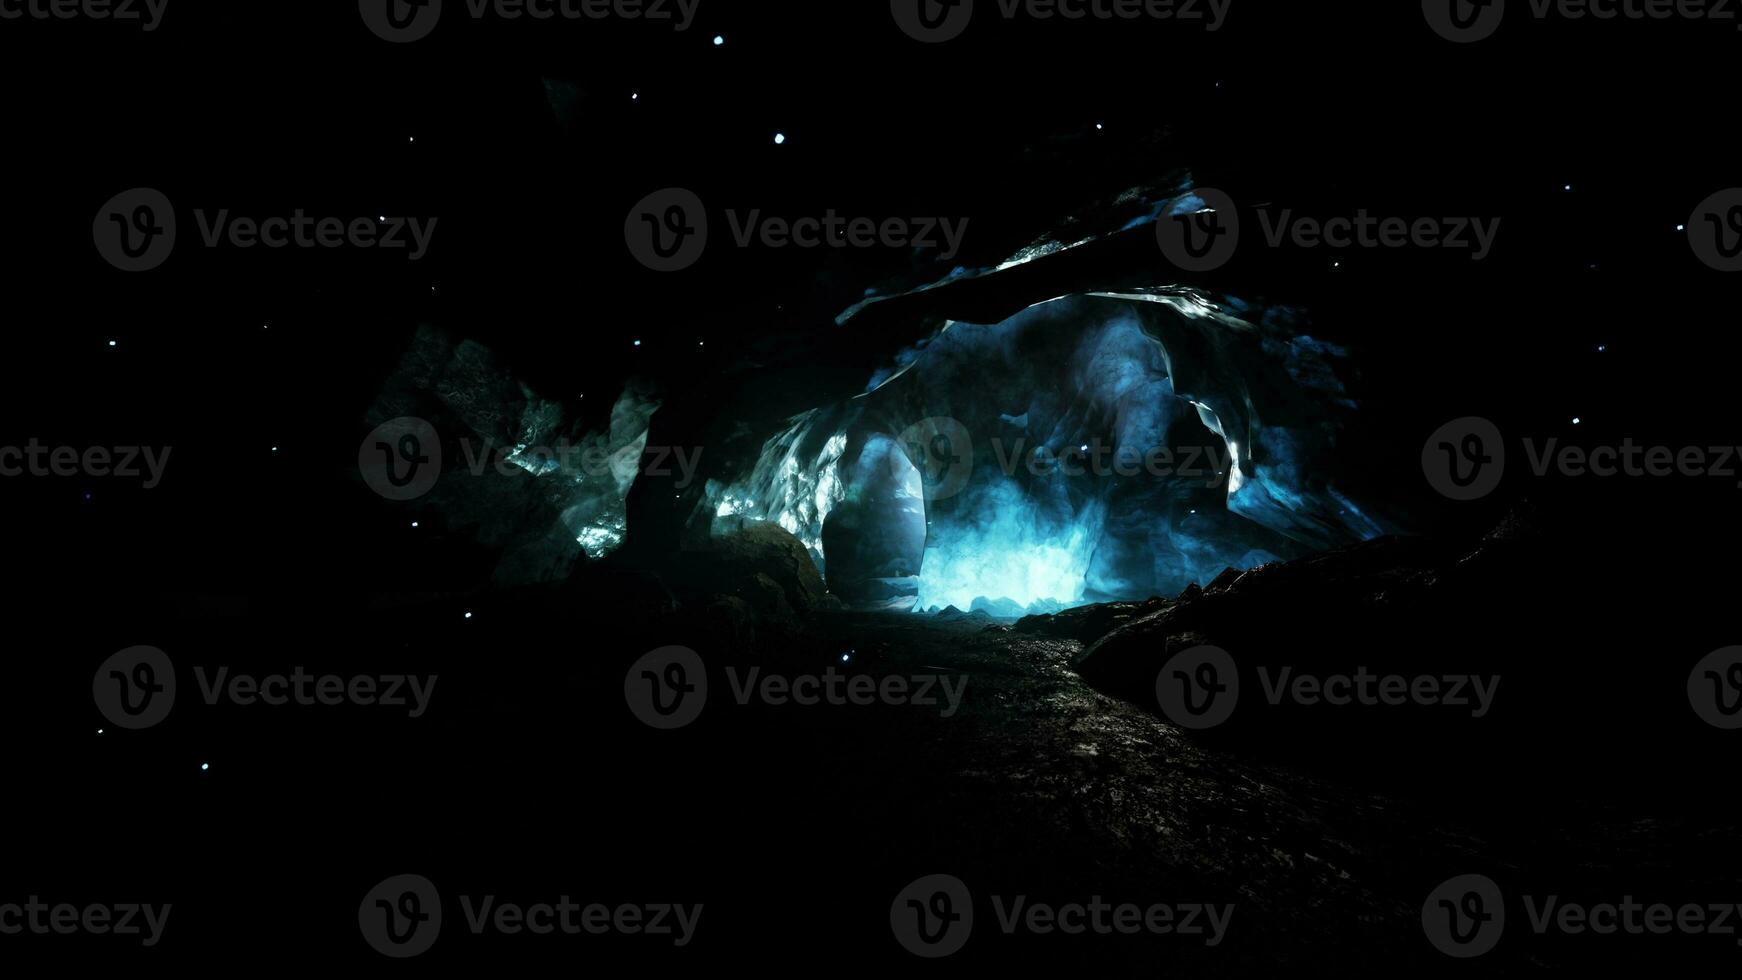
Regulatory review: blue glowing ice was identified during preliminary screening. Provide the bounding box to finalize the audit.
[704,287,1395,613]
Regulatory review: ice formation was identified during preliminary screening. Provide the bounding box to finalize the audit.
[705,288,1391,613]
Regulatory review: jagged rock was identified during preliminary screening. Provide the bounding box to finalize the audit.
[702,595,758,653]
[1065,508,1658,791]
[1077,535,1459,698]
[1013,596,1171,641]
[1206,566,1242,592]
[969,595,1028,619]
[708,522,829,614]
[748,572,798,622]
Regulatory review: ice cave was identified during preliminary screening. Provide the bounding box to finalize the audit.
[703,287,1389,614]
[369,230,1394,616]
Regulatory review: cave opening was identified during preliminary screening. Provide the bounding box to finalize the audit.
[701,290,1390,616]
[820,433,928,612]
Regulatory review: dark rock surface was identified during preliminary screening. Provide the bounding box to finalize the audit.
[1002,504,1735,814]
[705,522,830,614]
[1015,595,1172,641]
[50,569,1742,971]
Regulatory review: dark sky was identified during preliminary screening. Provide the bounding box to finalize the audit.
[3,0,1737,586]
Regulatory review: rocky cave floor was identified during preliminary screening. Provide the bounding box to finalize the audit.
[48,509,1742,971]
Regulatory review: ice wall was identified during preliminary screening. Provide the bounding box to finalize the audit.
[704,288,1393,613]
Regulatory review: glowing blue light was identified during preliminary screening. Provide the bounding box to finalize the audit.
[774,133,786,145]
[713,34,724,45]
[200,763,209,771]
[914,479,1100,612]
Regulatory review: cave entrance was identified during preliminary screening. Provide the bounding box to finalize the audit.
[819,433,927,611]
